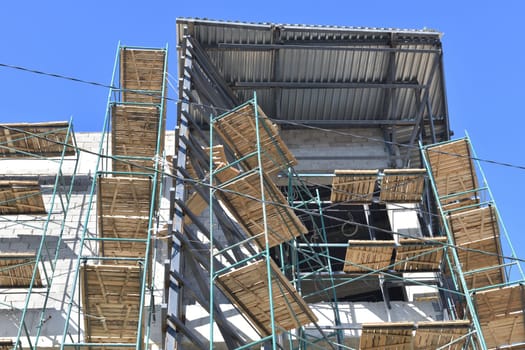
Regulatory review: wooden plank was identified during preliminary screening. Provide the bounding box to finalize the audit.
[120,48,166,104]
[475,285,524,322]
[360,322,414,350]
[345,238,447,273]
[360,321,471,350]
[220,172,307,248]
[99,216,149,260]
[216,259,317,336]
[97,177,152,218]
[380,169,426,203]
[395,237,447,272]
[481,314,525,349]
[0,180,46,215]
[414,320,470,350]
[447,206,505,289]
[213,104,297,176]
[111,104,163,174]
[80,264,142,343]
[344,240,395,273]
[0,121,76,158]
[425,139,479,210]
[331,169,378,203]
[0,253,42,288]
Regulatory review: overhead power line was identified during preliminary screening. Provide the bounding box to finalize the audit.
[1,60,524,171]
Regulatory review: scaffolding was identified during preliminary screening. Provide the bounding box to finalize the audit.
[170,87,525,349]
[0,121,79,350]
[61,43,168,350]
[421,137,525,349]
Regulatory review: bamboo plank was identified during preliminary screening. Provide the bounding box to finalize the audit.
[0,121,76,158]
[447,206,505,289]
[0,253,42,288]
[216,259,317,336]
[331,170,378,203]
[120,48,166,104]
[0,180,46,214]
[213,104,297,176]
[219,171,307,248]
[425,139,479,209]
[380,169,426,203]
[80,264,142,343]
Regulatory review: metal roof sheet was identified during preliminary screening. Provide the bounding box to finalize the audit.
[177,18,448,138]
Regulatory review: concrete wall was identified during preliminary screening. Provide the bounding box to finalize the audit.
[282,128,391,175]
[0,131,174,349]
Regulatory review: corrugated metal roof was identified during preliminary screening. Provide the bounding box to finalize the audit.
[177,18,448,139]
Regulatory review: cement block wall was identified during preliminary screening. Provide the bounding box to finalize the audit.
[282,128,391,175]
[0,131,174,349]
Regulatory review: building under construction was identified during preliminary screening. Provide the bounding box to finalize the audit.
[0,18,524,350]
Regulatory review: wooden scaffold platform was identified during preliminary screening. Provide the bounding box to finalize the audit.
[360,320,471,350]
[217,259,317,336]
[0,180,46,215]
[331,168,427,203]
[213,103,297,176]
[0,253,42,288]
[0,121,76,158]
[78,46,167,348]
[344,237,447,273]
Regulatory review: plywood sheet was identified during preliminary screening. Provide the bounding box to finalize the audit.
[220,172,307,248]
[120,48,166,104]
[81,264,142,343]
[360,322,414,350]
[344,240,394,273]
[0,180,46,215]
[448,206,504,289]
[380,169,426,203]
[0,121,76,158]
[213,103,297,176]
[111,104,163,174]
[425,139,479,210]
[331,170,378,203]
[395,237,447,272]
[414,320,470,350]
[0,253,42,288]
[216,259,317,336]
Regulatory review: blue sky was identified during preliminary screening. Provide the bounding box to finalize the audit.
[1,1,524,271]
